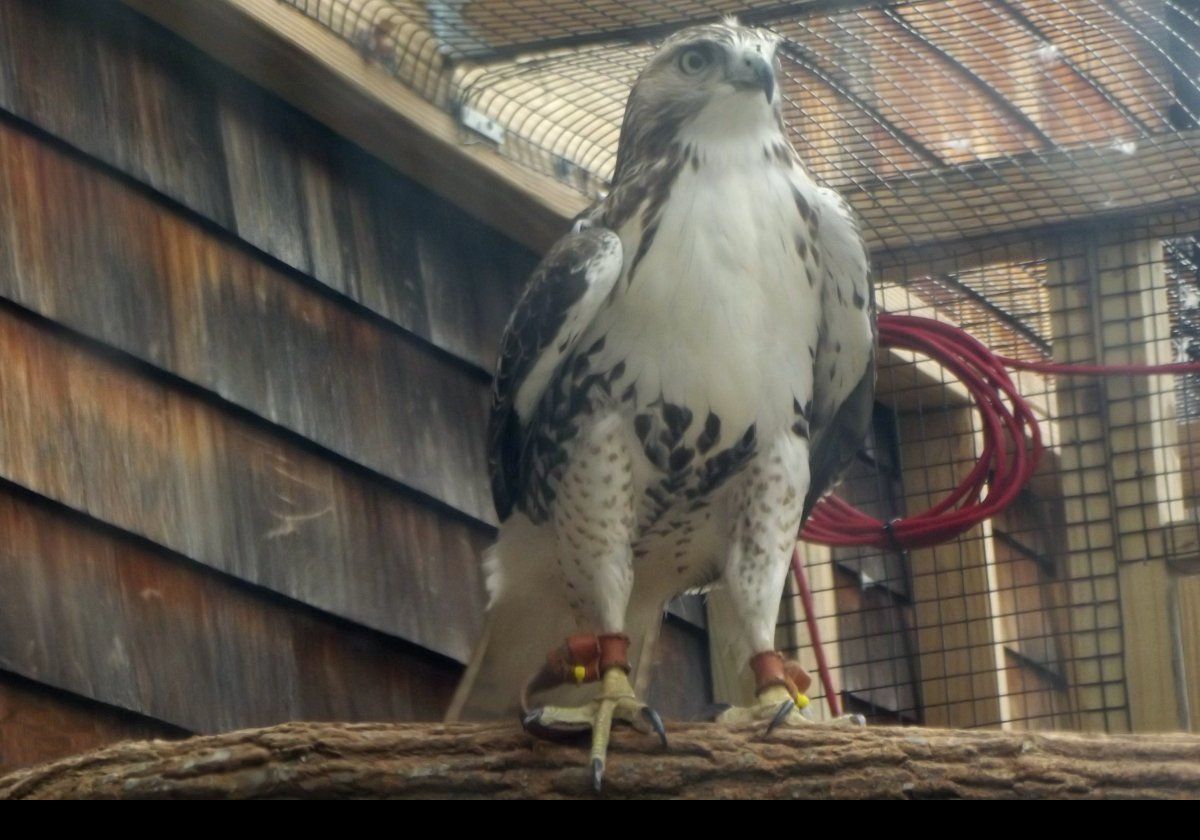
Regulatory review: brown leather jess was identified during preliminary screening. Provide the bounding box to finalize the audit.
[750,650,813,699]
[521,633,631,712]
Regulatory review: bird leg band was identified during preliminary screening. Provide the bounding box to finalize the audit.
[521,633,631,713]
[750,650,813,704]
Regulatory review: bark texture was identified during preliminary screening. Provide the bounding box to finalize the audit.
[2,721,1199,799]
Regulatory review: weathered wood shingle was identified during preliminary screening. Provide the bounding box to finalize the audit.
[0,0,535,373]
[0,483,461,736]
[0,116,496,524]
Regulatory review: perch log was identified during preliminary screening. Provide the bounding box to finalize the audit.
[2,721,1199,799]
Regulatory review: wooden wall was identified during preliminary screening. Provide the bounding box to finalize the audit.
[0,0,709,773]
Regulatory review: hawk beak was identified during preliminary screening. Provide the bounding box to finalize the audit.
[731,53,775,103]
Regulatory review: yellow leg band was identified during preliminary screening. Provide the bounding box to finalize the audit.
[795,693,810,710]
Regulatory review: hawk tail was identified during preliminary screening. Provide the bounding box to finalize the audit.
[446,519,575,721]
[446,516,666,721]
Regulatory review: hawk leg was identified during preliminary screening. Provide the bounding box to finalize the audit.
[716,650,864,729]
[521,633,667,792]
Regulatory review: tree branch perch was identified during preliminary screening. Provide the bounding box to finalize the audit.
[3,721,1199,799]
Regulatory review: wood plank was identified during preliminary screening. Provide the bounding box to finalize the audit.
[0,303,489,663]
[0,0,535,372]
[0,114,497,525]
[0,482,460,735]
[1177,575,1200,733]
[1119,560,1184,732]
[643,618,714,723]
[118,0,586,256]
[899,407,1004,728]
[0,0,235,229]
[0,669,186,774]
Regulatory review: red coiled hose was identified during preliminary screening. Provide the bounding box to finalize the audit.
[790,312,1200,717]
[801,313,1043,549]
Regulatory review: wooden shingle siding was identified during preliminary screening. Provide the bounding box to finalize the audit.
[644,619,713,723]
[0,115,495,525]
[0,301,489,663]
[0,483,459,737]
[0,0,535,374]
[0,670,187,775]
[0,0,715,763]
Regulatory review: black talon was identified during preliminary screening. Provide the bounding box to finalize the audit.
[591,757,605,794]
[521,708,543,731]
[766,699,796,735]
[642,706,668,748]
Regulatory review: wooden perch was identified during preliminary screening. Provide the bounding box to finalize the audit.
[3,721,1200,799]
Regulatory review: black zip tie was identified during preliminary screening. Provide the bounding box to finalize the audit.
[883,518,909,560]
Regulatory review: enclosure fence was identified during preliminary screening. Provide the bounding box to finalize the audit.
[281,0,1200,732]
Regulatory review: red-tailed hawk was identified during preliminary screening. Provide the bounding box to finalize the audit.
[448,20,875,791]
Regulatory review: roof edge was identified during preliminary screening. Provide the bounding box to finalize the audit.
[120,0,585,254]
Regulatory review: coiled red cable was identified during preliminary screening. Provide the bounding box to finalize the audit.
[801,313,1043,548]
[800,312,1200,549]
[789,311,1200,717]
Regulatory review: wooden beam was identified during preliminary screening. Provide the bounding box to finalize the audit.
[119,0,588,254]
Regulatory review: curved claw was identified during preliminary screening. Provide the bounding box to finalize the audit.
[522,708,542,731]
[591,757,605,794]
[766,698,797,735]
[642,706,668,748]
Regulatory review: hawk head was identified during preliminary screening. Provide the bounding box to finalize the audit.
[615,20,782,182]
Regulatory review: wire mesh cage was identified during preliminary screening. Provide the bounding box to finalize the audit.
[281,0,1200,733]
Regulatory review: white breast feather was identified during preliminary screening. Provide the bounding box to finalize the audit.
[586,106,824,448]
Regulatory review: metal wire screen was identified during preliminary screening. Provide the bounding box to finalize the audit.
[287,0,1199,248]
[780,209,1200,732]
[279,0,1200,732]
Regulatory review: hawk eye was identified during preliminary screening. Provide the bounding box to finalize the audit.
[677,46,712,75]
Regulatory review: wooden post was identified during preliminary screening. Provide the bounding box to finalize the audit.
[898,407,1004,728]
[1177,575,1200,731]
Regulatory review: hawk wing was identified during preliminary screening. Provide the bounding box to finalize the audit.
[489,227,623,520]
[805,191,877,521]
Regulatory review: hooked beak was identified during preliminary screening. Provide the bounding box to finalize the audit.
[729,52,775,103]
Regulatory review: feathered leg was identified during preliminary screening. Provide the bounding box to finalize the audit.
[522,413,666,791]
[713,433,865,729]
[714,434,819,728]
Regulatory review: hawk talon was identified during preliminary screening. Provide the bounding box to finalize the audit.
[766,698,797,735]
[642,706,668,748]
[524,667,666,791]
